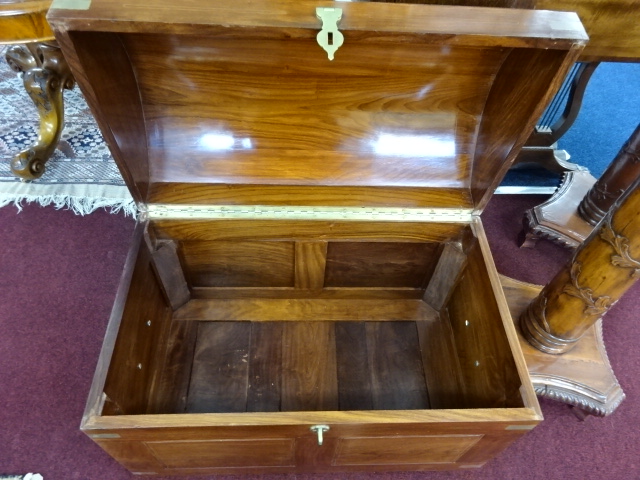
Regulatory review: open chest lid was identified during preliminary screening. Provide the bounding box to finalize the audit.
[48,0,587,214]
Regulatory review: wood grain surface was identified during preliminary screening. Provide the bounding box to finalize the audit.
[0,0,53,44]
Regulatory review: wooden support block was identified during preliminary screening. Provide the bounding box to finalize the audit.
[423,242,467,311]
[150,240,191,310]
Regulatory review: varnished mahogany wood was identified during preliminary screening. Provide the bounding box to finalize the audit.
[446,231,526,409]
[247,322,284,412]
[149,240,190,310]
[335,322,375,410]
[153,219,467,243]
[334,434,481,466]
[191,286,425,300]
[180,240,295,288]
[295,241,328,290]
[47,0,586,473]
[324,242,441,288]
[174,298,436,322]
[536,0,640,62]
[417,308,468,409]
[281,322,339,412]
[146,438,296,470]
[83,221,146,421]
[369,0,640,62]
[187,322,252,413]
[146,184,475,208]
[81,218,542,474]
[471,46,583,210]
[147,316,198,415]
[365,322,430,410]
[100,223,173,416]
[423,242,467,311]
[49,1,586,210]
[53,31,149,202]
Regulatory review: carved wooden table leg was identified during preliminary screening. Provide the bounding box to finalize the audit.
[5,42,74,181]
[507,171,640,415]
[519,123,640,248]
[578,123,640,225]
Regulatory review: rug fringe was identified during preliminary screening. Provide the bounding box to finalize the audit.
[0,475,43,480]
[0,182,137,217]
[0,193,137,217]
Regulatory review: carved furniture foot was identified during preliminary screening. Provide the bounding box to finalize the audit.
[501,275,624,417]
[519,124,640,249]
[5,42,74,181]
[512,147,585,175]
[518,170,597,249]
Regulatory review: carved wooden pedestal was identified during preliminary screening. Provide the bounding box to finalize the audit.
[502,275,624,416]
[513,164,640,416]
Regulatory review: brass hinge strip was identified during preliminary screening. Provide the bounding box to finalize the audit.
[145,205,475,222]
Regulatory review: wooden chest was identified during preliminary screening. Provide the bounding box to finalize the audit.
[48,0,587,475]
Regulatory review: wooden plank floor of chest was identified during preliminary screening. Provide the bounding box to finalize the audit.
[47,0,587,475]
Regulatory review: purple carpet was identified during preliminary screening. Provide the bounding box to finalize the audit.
[1,195,638,480]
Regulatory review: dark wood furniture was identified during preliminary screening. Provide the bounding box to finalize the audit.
[48,0,586,474]
[520,125,640,248]
[504,152,640,416]
[1,0,74,180]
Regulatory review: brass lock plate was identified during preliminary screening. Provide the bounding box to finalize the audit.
[316,7,344,60]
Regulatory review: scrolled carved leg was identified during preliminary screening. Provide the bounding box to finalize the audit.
[5,42,75,181]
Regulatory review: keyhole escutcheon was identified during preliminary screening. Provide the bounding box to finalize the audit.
[316,8,344,61]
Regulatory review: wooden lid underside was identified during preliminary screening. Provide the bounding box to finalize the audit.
[48,0,587,210]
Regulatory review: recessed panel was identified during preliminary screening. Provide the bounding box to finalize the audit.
[180,240,295,287]
[334,435,482,466]
[146,439,295,469]
[325,242,440,288]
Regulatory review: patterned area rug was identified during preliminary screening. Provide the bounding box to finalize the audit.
[0,46,135,216]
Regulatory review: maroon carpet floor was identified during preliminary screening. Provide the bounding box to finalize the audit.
[1,195,638,480]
